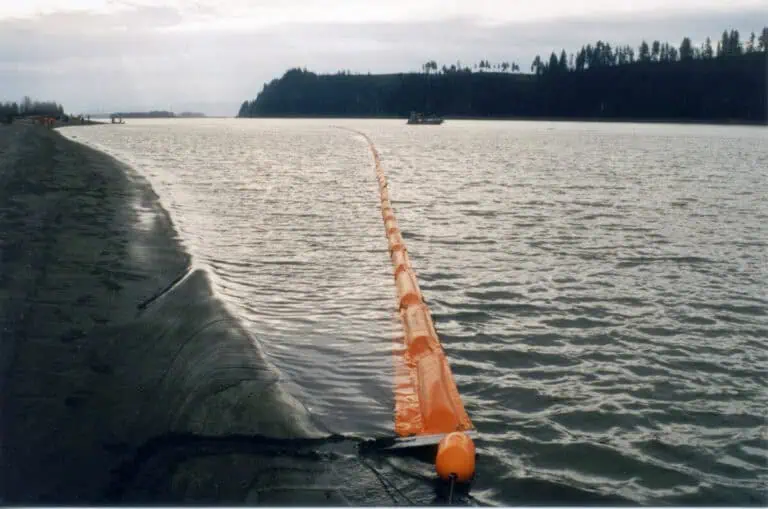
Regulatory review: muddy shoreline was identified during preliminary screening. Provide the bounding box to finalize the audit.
[0,124,325,503]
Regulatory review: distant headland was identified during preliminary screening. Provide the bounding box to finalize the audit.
[111,111,207,119]
[238,27,767,125]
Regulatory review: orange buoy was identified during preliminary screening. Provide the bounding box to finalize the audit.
[436,431,476,483]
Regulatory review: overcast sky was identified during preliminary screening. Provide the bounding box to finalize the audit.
[1,0,765,116]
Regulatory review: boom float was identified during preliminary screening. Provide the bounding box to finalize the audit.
[357,130,476,484]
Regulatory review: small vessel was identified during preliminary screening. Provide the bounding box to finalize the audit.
[407,111,444,125]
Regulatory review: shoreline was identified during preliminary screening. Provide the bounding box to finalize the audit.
[445,115,768,126]
[0,124,323,503]
[237,114,767,126]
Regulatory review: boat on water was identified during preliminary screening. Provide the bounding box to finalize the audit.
[407,111,444,125]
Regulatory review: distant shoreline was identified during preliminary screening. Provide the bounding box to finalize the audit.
[236,115,767,127]
[447,116,767,126]
[85,116,226,120]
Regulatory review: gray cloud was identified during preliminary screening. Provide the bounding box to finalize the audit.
[1,4,765,115]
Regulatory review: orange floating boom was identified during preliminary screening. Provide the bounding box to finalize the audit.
[357,132,474,440]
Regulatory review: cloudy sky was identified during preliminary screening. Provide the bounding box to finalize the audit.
[1,0,765,116]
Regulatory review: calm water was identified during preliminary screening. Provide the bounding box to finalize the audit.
[62,119,768,505]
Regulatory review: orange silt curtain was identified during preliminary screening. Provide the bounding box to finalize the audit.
[361,132,473,438]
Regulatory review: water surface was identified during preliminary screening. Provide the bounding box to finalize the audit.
[62,119,768,505]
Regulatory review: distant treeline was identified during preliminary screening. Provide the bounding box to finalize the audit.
[111,111,206,118]
[1,96,65,123]
[238,27,768,124]
[114,111,175,118]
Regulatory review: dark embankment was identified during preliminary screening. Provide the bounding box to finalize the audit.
[0,124,328,504]
[238,52,766,124]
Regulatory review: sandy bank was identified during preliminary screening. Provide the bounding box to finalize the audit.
[0,124,325,503]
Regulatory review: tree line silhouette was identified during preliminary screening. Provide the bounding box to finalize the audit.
[1,96,65,123]
[531,28,767,75]
[238,27,767,124]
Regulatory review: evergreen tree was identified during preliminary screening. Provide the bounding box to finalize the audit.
[730,30,742,55]
[758,27,768,51]
[719,30,729,57]
[639,41,651,62]
[575,48,586,71]
[531,55,543,75]
[703,37,714,59]
[548,52,559,73]
[746,32,756,53]
[668,46,678,61]
[651,40,661,61]
[680,37,694,60]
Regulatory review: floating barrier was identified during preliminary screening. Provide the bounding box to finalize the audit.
[351,129,476,483]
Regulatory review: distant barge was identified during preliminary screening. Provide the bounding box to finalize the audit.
[407,112,444,125]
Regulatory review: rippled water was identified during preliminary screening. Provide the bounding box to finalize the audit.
[61,119,768,505]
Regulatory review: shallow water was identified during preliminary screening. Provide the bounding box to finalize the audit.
[61,119,768,505]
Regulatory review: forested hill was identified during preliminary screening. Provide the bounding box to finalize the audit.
[238,28,768,124]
